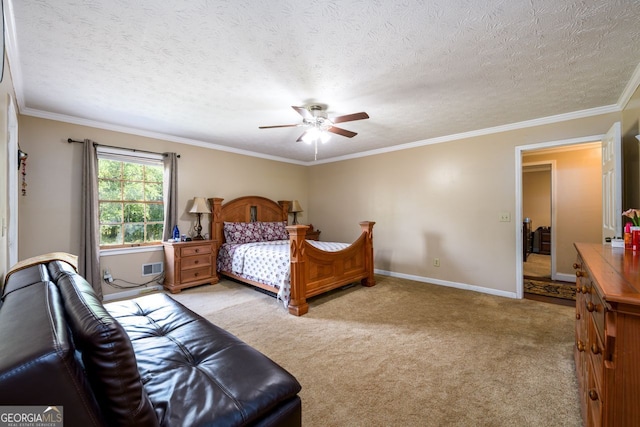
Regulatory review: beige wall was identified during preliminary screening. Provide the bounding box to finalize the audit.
[17,116,308,296]
[523,147,602,276]
[0,51,18,284]
[308,113,618,294]
[9,83,639,299]
[523,168,551,230]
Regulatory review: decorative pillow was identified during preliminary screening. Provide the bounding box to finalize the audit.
[261,221,289,241]
[224,222,264,244]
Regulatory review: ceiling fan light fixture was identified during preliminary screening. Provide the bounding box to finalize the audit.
[260,104,369,160]
[301,127,330,144]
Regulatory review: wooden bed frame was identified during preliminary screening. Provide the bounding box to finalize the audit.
[209,196,375,316]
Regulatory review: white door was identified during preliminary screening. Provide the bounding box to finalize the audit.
[602,122,622,242]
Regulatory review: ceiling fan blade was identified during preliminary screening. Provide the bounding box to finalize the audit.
[332,112,369,124]
[296,131,309,142]
[292,106,313,120]
[328,126,357,138]
[258,124,300,129]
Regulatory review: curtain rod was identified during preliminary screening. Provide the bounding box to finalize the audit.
[67,138,180,158]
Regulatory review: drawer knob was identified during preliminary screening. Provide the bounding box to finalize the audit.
[573,262,580,269]
[575,313,581,320]
[591,343,601,355]
[588,389,599,401]
[195,249,199,253]
[586,302,595,312]
[581,286,588,294]
[575,271,583,278]
[194,260,199,264]
[576,340,585,352]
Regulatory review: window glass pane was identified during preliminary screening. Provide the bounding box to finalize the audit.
[99,179,122,200]
[124,223,144,244]
[123,162,144,181]
[146,223,164,241]
[146,203,164,222]
[97,153,165,248]
[123,181,144,201]
[145,165,163,182]
[145,182,163,201]
[98,159,122,179]
[124,203,145,223]
[100,224,122,245]
[100,202,123,223]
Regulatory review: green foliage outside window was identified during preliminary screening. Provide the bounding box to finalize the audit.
[98,158,164,247]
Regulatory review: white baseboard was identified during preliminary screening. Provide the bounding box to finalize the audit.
[103,285,163,302]
[553,272,576,283]
[374,269,518,299]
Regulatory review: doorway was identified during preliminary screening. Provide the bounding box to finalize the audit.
[515,136,604,300]
[522,162,552,279]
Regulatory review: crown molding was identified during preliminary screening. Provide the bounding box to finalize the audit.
[20,107,308,166]
[314,104,620,164]
[618,61,640,110]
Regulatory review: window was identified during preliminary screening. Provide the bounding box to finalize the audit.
[97,147,164,248]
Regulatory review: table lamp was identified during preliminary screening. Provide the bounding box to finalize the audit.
[189,197,211,240]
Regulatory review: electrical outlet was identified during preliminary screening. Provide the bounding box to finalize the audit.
[103,269,113,283]
[433,258,440,267]
[499,212,511,222]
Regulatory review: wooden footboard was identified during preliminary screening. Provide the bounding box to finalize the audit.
[210,196,375,316]
[286,222,375,316]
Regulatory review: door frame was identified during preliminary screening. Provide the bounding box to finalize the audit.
[515,134,604,299]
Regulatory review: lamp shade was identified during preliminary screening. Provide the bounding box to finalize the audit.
[189,197,211,214]
[290,200,303,213]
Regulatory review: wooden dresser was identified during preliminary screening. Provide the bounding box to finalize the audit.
[573,243,640,426]
[162,240,218,293]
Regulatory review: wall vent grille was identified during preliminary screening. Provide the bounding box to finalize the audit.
[142,262,163,276]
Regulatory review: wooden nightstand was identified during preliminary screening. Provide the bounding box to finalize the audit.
[305,224,321,241]
[162,240,218,293]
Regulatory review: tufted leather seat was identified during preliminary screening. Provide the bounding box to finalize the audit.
[0,257,301,427]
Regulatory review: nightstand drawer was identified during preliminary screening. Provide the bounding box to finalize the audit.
[180,245,212,257]
[162,240,218,293]
[181,254,212,270]
[180,265,213,284]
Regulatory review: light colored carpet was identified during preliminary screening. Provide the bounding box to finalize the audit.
[170,275,582,427]
[524,253,551,278]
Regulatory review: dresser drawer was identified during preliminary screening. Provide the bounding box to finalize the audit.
[180,265,213,284]
[588,316,604,389]
[181,254,212,270]
[587,356,603,427]
[163,240,218,293]
[586,284,605,340]
[180,244,212,257]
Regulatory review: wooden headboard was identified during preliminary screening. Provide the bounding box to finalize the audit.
[209,196,291,246]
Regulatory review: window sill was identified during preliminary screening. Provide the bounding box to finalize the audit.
[100,245,163,257]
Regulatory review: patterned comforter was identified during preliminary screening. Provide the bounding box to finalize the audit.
[218,240,349,306]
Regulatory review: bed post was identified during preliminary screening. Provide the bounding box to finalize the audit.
[359,221,376,287]
[209,198,224,250]
[277,201,291,222]
[286,225,310,316]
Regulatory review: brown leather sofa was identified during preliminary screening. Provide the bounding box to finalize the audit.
[0,256,301,426]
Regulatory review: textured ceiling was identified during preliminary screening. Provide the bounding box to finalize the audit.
[7,0,640,163]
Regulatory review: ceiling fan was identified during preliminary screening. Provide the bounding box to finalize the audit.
[259,105,369,159]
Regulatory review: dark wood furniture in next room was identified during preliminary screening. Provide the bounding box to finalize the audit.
[573,243,640,426]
